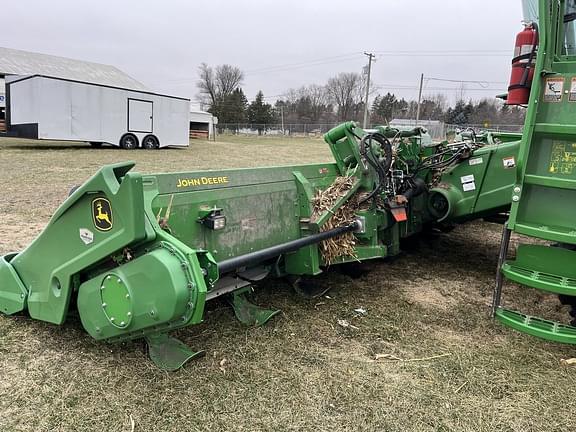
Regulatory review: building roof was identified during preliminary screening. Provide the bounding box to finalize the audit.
[0,46,147,91]
[190,110,217,123]
[390,118,443,125]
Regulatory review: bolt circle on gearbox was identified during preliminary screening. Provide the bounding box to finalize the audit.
[99,273,133,329]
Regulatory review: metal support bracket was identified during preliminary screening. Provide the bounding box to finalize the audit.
[491,224,512,317]
[228,290,280,326]
[145,333,205,371]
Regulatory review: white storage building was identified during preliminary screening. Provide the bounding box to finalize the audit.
[190,109,218,140]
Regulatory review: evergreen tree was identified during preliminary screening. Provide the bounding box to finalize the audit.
[445,100,469,125]
[248,91,275,134]
[371,92,398,123]
[220,88,248,125]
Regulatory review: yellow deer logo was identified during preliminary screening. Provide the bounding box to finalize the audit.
[92,198,113,231]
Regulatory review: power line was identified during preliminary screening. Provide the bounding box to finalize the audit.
[378,86,506,91]
[375,50,509,57]
[160,54,364,84]
[375,49,509,53]
[426,77,507,84]
[166,49,511,84]
[244,52,362,74]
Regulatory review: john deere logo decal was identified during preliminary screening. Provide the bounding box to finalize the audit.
[92,198,113,231]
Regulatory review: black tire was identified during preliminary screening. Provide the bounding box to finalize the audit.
[119,134,138,149]
[89,142,103,148]
[142,135,159,150]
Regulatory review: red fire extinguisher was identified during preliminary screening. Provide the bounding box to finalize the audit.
[507,23,539,105]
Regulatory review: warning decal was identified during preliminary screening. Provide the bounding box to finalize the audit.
[570,77,576,102]
[549,142,576,174]
[503,156,516,168]
[79,228,94,245]
[543,77,564,102]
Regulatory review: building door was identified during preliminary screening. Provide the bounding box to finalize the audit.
[128,99,153,133]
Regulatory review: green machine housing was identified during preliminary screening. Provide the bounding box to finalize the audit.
[0,121,520,369]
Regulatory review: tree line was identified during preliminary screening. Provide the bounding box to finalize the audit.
[196,63,525,129]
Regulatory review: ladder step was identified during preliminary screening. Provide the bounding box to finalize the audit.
[501,244,576,295]
[495,308,576,344]
[523,174,576,190]
[514,222,576,244]
[502,263,576,295]
[533,123,576,135]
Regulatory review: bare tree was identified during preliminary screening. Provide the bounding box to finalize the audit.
[326,72,364,121]
[306,84,330,121]
[418,93,448,120]
[455,82,467,104]
[196,63,217,109]
[298,84,331,122]
[196,63,244,112]
[428,93,448,113]
[284,88,300,106]
[215,64,244,99]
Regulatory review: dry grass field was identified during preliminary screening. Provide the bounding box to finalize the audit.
[1,135,575,432]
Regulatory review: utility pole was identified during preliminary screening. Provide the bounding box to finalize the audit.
[362,52,375,129]
[415,73,424,126]
[280,105,285,135]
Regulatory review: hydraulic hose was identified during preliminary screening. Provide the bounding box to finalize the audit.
[217,221,359,274]
[358,133,392,204]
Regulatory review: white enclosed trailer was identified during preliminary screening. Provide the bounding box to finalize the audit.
[5,75,190,149]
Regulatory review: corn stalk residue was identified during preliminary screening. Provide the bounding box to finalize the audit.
[312,176,359,265]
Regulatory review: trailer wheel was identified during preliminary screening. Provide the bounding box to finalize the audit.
[120,134,138,149]
[89,142,103,148]
[142,135,159,150]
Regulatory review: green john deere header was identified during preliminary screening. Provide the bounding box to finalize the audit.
[0,120,520,370]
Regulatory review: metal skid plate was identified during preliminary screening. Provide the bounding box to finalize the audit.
[228,291,280,326]
[146,333,205,371]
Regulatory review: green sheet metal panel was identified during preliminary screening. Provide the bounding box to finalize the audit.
[6,163,149,324]
[152,183,302,261]
[147,164,340,262]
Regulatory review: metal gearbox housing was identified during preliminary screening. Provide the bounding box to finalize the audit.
[78,243,203,341]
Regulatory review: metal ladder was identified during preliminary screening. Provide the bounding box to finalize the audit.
[493,0,576,343]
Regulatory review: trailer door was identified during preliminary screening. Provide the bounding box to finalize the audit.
[128,98,153,133]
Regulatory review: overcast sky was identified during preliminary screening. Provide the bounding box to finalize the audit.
[3,0,523,108]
